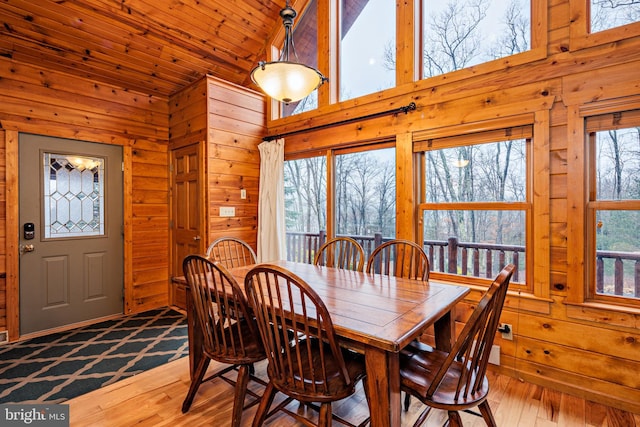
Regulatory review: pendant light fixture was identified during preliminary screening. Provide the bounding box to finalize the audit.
[251,1,326,104]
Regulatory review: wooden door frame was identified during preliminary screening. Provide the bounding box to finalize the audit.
[5,130,133,341]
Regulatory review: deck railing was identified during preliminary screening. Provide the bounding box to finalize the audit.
[596,250,640,298]
[285,231,640,298]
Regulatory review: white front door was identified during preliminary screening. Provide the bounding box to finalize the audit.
[19,133,124,335]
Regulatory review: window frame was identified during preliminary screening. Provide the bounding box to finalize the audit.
[416,126,533,293]
[413,113,550,304]
[569,0,640,51]
[585,110,640,308]
[265,0,548,120]
[567,97,640,318]
[418,0,548,87]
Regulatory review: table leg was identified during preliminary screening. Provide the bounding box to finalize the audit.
[364,345,400,427]
[433,309,455,352]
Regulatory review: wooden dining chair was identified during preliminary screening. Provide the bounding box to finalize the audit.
[244,264,370,427]
[206,236,257,268]
[314,236,365,271]
[399,264,516,427]
[181,254,267,427]
[366,239,430,281]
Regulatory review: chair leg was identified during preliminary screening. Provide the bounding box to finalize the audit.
[318,402,332,427]
[447,411,463,427]
[403,392,411,411]
[251,382,277,427]
[478,400,498,427]
[411,405,432,427]
[231,364,250,427]
[181,355,211,413]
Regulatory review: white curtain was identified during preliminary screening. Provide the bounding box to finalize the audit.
[257,138,286,262]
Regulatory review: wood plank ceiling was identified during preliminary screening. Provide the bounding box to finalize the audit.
[0,0,371,99]
[0,0,288,97]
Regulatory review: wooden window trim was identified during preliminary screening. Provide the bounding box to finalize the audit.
[566,98,640,318]
[586,111,640,308]
[569,0,640,51]
[416,111,551,311]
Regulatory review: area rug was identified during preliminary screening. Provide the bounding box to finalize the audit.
[0,307,188,404]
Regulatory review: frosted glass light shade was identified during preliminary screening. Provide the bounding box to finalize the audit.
[251,61,324,103]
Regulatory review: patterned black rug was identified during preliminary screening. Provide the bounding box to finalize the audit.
[0,307,188,404]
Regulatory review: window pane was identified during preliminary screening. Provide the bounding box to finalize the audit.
[424,139,527,203]
[336,148,396,258]
[43,153,105,238]
[591,0,640,33]
[422,0,530,78]
[595,210,640,299]
[283,0,318,117]
[595,127,640,201]
[284,156,327,262]
[423,209,525,282]
[340,0,396,101]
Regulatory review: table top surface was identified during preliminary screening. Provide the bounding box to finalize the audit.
[229,260,469,353]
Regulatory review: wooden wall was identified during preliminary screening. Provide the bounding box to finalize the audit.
[0,60,170,340]
[169,75,264,255]
[205,77,264,250]
[265,0,640,415]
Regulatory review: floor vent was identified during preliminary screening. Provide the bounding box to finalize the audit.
[0,330,8,345]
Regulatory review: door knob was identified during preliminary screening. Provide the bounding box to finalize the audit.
[193,236,201,241]
[19,244,35,255]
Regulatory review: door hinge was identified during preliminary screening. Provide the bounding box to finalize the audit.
[122,161,125,172]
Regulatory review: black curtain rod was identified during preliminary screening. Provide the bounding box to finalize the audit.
[263,101,417,142]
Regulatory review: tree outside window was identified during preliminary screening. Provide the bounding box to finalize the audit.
[335,148,396,239]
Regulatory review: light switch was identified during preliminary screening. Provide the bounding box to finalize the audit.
[240,189,247,199]
[220,206,235,217]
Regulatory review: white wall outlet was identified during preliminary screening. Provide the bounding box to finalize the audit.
[219,206,235,217]
[240,189,247,199]
[499,323,513,340]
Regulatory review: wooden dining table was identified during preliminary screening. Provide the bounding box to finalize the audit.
[180,260,469,427]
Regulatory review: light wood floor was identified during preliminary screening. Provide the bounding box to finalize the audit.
[67,357,640,427]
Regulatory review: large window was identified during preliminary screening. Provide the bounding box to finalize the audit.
[418,126,531,288]
[340,0,396,101]
[590,0,640,33]
[284,154,327,262]
[422,0,531,79]
[284,145,396,263]
[586,110,640,304]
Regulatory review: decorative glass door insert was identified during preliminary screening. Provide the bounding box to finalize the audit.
[43,152,105,238]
